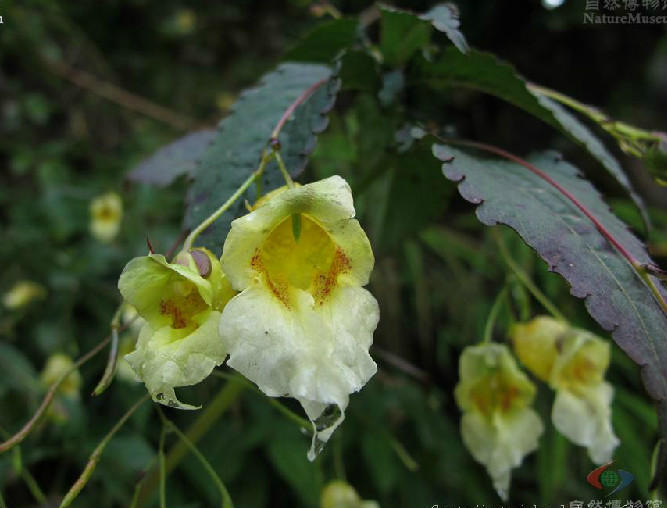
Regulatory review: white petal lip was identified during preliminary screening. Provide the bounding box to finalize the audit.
[126,311,225,409]
[461,409,543,500]
[552,382,619,464]
[219,285,379,411]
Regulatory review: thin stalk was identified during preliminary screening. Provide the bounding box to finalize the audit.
[134,379,245,506]
[0,426,46,504]
[59,393,150,508]
[212,371,310,430]
[273,150,294,188]
[0,491,6,508]
[333,433,345,481]
[0,329,121,454]
[183,166,265,251]
[156,408,234,508]
[158,425,168,508]
[92,305,126,396]
[483,286,509,344]
[494,231,566,322]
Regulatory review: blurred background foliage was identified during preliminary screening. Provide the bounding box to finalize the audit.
[1,0,666,507]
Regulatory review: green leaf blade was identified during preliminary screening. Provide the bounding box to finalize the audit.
[183,63,338,254]
[433,144,667,433]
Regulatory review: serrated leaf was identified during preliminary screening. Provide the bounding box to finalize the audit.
[380,5,432,67]
[415,48,559,128]
[417,48,645,218]
[284,18,359,62]
[380,3,468,66]
[420,3,469,54]
[529,92,648,224]
[183,63,337,254]
[127,130,216,187]
[433,144,667,441]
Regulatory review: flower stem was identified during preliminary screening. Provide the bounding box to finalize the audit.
[273,150,295,188]
[158,424,168,508]
[59,393,150,508]
[494,231,566,322]
[0,326,128,454]
[483,286,509,344]
[183,160,268,251]
[212,371,310,430]
[156,406,235,508]
[134,378,245,506]
[92,305,127,396]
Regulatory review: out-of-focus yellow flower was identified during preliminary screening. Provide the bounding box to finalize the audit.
[119,248,235,408]
[219,175,379,460]
[41,353,82,399]
[2,280,46,309]
[455,343,543,500]
[320,481,379,508]
[215,92,236,112]
[175,9,196,34]
[90,192,123,242]
[511,316,619,464]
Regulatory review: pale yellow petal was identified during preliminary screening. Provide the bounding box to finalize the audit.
[552,383,619,464]
[219,284,379,459]
[125,312,225,409]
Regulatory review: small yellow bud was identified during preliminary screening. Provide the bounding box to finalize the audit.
[41,353,82,399]
[90,192,123,242]
[2,280,46,309]
[320,481,379,508]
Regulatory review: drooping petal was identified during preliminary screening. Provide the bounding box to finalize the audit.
[461,408,543,500]
[552,382,619,464]
[455,343,543,499]
[125,310,224,409]
[219,284,379,458]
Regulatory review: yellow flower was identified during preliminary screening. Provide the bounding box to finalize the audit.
[90,192,123,242]
[511,316,619,464]
[219,175,379,459]
[2,280,46,309]
[454,343,543,500]
[320,481,380,508]
[118,248,235,408]
[41,353,82,399]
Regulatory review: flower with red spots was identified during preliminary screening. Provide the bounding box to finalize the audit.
[118,248,235,409]
[219,175,379,459]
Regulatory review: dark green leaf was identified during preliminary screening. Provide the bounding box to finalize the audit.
[361,431,399,495]
[529,92,647,224]
[416,49,645,216]
[183,63,337,254]
[420,4,469,54]
[339,50,382,92]
[434,144,667,439]
[374,144,452,251]
[284,18,359,63]
[266,428,319,507]
[415,48,559,128]
[380,5,431,67]
[126,130,216,187]
[0,341,41,395]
